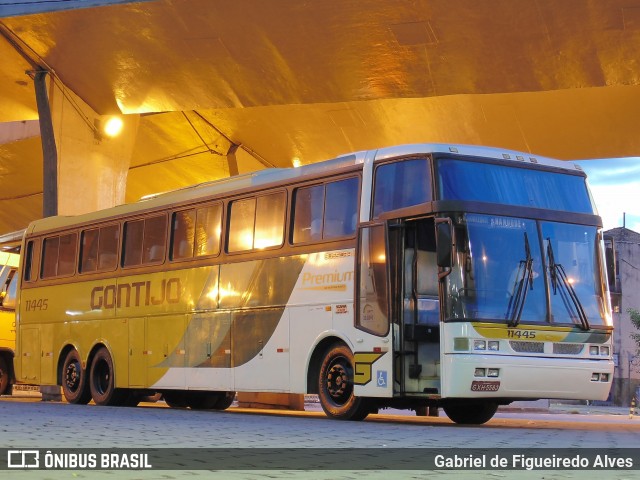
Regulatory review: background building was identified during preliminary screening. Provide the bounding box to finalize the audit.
[606,226,640,406]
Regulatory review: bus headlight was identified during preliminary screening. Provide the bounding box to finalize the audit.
[600,346,610,356]
[487,368,500,377]
[589,346,599,356]
[474,368,486,377]
[488,341,500,351]
[473,340,487,351]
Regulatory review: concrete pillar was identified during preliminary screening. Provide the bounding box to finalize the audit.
[47,76,139,215]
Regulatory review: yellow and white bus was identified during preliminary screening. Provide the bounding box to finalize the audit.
[12,144,614,423]
[0,251,20,395]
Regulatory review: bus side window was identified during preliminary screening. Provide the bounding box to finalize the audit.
[292,185,324,244]
[373,158,431,219]
[123,215,167,267]
[228,192,285,252]
[324,177,358,239]
[195,204,222,257]
[80,228,99,273]
[41,233,77,278]
[142,215,167,264]
[24,240,38,282]
[1,270,18,311]
[171,209,196,260]
[97,224,119,271]
[292,177,358,245]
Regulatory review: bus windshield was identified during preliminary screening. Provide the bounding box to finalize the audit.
[437,158,595,214]
[444,214,610,328]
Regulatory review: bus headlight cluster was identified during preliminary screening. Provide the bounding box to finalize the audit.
[589,345,610,356]
[474,368,500,378]
[591,372,610,382]
[473,340,500,351]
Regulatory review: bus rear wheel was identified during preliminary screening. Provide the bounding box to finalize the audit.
[443,402,498,425]
[0,356,9,395]
[318,344,370,421]
[89,347,127,406]
[214,391,236,410]
[186,391,236,410]
[61,349,91,404]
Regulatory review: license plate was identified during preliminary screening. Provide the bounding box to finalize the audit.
[471,380,500,392]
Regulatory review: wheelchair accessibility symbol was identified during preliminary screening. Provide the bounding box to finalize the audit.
[377,370,387,387]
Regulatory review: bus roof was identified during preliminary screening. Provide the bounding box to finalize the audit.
[26,143,582,235]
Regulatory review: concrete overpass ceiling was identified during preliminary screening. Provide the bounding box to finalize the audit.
[3,0,640,114]
[1,0,639,233]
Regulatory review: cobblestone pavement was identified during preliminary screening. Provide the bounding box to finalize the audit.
[1,396,640,480]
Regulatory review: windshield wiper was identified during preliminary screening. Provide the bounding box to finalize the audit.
[546,238,590,331]
[506,232,534,327]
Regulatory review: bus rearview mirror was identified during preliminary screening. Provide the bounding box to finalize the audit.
[436,223,453,268]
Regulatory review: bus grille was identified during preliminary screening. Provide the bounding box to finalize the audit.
[552,343,584,355]
[509,341,544,353]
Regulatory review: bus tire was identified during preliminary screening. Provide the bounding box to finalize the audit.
[214,391,235,410]
[163,391,188,408]
[443,402,498,425]
[61,349,91,404]
[0,356,9,395]
[318,344,370,421]
[89,347,126,406]
[186,392,219,410]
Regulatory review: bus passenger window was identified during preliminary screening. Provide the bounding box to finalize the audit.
[255,193,285,249]
[228,193,284,252]
[292,178,358,244]
[171,210,196,260]
[228,198,256,252]
[195,204,222,256]
[41,233,77,278]
[57,233,77,276]
[80,229,99,273]
[142,215,167,264]
[123,220,144,267]
[97,225,119,271]
[292,185,324,244]
[24,240,37,282]
[324,177,358,239]
[373,158,431,219]
[41,236,60,278]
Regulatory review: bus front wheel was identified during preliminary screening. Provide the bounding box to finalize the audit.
[318,344,370,421]
[61,349,91,404]
[89,347,126,406]
[443,402,498,425]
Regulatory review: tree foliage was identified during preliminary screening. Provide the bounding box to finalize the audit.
[630,309,640,351]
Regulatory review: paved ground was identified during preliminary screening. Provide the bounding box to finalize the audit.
[1,395,639,480]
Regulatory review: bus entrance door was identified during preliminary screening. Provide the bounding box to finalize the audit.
[394,218,441,395]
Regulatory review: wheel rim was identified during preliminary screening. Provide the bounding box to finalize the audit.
[324,355,353,406]
[93,359,110,395]
[64,360,81,393]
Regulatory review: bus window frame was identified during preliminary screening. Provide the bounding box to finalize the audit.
[371,156,434,221]
[121,213,168,269]
[169,202,224,263]
[78,223,121,275]
[23,239,39,284]
[290,175,361,247]
[40,232,78,280]
[226,190,287,255]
